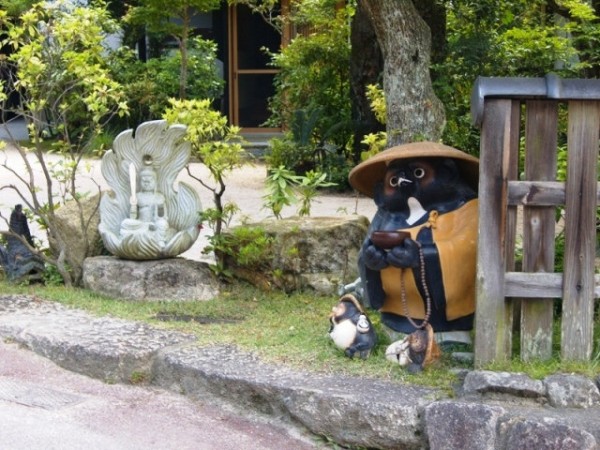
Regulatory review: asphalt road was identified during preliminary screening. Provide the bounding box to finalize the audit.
[0,341,326,450]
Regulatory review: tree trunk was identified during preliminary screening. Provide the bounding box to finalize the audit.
[349,1,384,163]
[362,0,445,146]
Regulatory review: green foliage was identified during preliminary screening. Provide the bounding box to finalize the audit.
[263,165,336,218]
[360,132,387,161]
[435,0,600,154]
[263,166,301,219]
[199,204,240,233]
[0,0,37,17]
[205,226,274,279]
[226,226,273,267]
[366,83,386,125]
[164,98,246,188]
[164,98,248,268]
[41,264,64,287]
[360,84,387,161]
[266,3,353,147]
[266,107,353,189]
[295,170,337,217]
[125,0,221,38]
[265,132,314,175]
[1,1,128,141]
[0,1,127,286]
[129,371,149,384]
[125,0,221,99]
[107,37,223,127]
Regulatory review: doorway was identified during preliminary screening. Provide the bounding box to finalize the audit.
[228,5,280,130]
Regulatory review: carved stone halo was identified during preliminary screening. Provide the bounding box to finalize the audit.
[98,120,202,260]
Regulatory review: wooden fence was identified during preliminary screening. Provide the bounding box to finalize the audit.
[471,74,600,365]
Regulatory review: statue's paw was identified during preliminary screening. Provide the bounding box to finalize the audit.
[387,239,419,268]
[385,337,411,366]
[363,244,388,270]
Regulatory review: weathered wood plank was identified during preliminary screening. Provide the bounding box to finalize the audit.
[505,272,562,298]
[561,100,600,360]
[508,181,600,206]
[521,100,557,361]
[504,100,521,350]
[505,272,600,298]
[475,99,518,366]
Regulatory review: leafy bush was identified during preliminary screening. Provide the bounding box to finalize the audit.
[434,1,600,154]
[207,226,274,279]
[108,36,224,127]
[265,133,314,176]
[264,3,355,185]
[263,166,336,218]
[267,6,352,141]
[265,107,353,190]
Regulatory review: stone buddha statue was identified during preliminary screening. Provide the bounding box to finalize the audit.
[135,167,165,222]
[99,120,201,260]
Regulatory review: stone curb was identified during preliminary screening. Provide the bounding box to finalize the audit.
[1,294,599,449]
[0,295,195,383]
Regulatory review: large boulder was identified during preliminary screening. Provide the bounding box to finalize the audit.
[223,216,369,294]
[47,194,104,284]
[82,256,220,301]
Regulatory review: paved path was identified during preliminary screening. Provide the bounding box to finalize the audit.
[0,340,325,450]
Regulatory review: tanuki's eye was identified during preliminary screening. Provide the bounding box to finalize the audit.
[413,167,426,179]
[389,176,399,187]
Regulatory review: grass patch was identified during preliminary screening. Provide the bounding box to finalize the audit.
[1,280,598,390]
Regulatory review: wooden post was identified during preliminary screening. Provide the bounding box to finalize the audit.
[520,100,558,360]
[475,99,518,366]
[504,101,521,352]
[561,101,600,360]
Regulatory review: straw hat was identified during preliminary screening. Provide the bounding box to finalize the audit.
[348,141,479,198]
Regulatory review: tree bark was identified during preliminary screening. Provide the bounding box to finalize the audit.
[349,1,384,163]
[362,0,445,146]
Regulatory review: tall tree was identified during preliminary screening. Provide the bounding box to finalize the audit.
[361,0,445,146]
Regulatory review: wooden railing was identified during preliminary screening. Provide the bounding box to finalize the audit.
[471,75,600,365]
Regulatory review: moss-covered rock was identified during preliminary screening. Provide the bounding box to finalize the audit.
[223,215,369,294]
[47,194,104,285]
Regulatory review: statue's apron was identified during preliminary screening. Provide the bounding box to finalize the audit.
[377,199,478,332]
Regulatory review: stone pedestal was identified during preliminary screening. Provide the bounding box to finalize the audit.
[82,256,220,301]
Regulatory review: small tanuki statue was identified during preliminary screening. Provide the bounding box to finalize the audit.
[347,141,479,371]
[99,120,201,260]
[329,294,377,359]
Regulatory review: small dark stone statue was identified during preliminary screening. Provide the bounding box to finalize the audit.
[0,204,44,282]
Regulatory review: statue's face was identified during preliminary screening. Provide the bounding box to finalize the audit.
[375,157,475,214]
[379,159,435,212]
[140,173,156,191]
